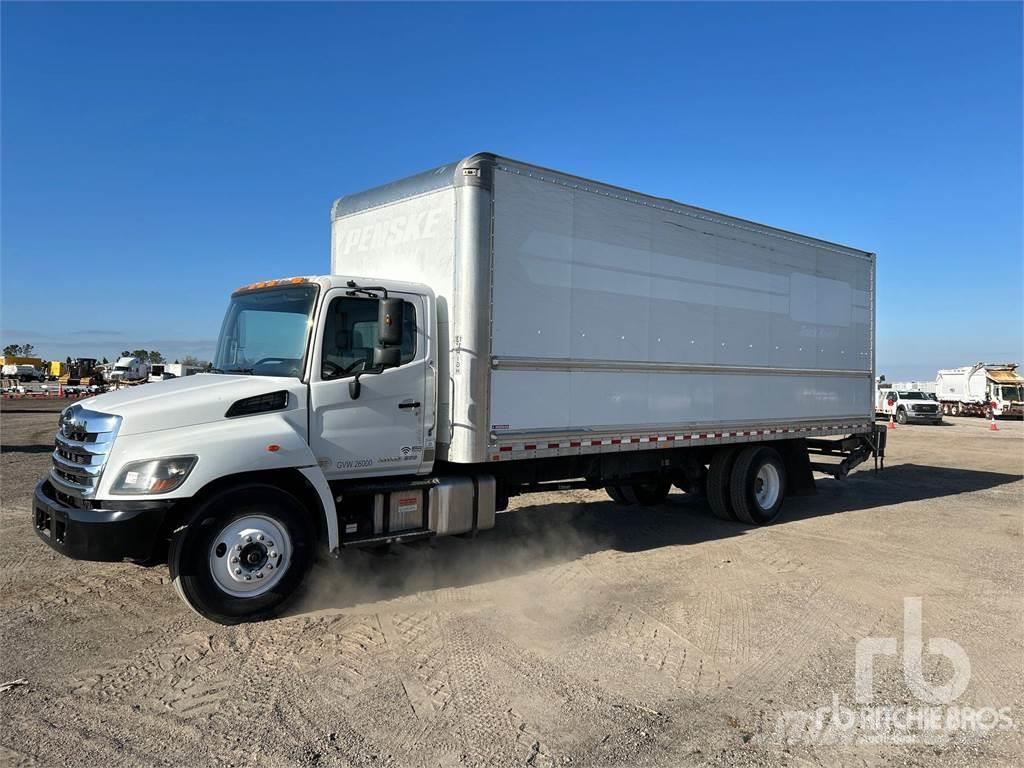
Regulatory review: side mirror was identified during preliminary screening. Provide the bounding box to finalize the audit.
[373,346,400,368]
[350,297,405,402]
[377,298,404,347]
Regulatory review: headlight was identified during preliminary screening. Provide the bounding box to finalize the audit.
[111,456,197,495]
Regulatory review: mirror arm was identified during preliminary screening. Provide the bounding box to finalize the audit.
[348,364,385,400]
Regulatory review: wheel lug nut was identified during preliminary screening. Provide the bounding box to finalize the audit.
[234,568,241,575]
[244,575,252,580]
[266,564,273,570]
[235,544,242,551]
[231,557,239,564]
[267,541,274,548]
[258,534,264,541]
[270,552,277,558]
[246,536,252,543]
[256,572,264,579]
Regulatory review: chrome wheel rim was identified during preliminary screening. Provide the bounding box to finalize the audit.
[209,515,291,598]
[754,463,781,510]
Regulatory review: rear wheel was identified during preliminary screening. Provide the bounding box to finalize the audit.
[730,446,787,525]
[707,447,740,521]
[951,403,961,417]
[170,484,315,625]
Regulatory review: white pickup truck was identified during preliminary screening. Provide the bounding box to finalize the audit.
[876,388,943,425]
[33,153,885,624]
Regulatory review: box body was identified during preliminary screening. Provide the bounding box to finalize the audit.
[332,154,876,464]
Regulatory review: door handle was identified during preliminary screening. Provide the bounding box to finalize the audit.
[398,401,421,409]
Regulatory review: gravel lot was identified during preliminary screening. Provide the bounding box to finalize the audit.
[1,404,1021,767]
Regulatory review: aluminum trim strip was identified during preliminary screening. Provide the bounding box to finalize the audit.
[492,357,871,378]
[487,421,875,461]
[490,416,873,441]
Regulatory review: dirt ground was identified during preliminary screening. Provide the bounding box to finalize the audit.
[1,403,1021,767]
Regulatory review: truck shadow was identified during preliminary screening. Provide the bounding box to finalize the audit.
[292,463,1020,616]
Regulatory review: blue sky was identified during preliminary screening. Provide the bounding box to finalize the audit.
[2,2,1021,379]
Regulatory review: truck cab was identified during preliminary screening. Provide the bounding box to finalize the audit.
[34,276,445,624]
[988,381,1024,418]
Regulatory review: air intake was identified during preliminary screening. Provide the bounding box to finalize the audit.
[225,391,289,418]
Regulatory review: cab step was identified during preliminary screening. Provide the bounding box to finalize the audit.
[339,528,435,549]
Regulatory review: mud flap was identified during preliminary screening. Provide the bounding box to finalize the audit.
[777,438,816,496]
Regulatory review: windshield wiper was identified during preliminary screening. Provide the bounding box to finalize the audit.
[211,367,254,375]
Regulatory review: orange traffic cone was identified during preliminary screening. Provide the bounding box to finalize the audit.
[887,413,896,430]
[989,412,998,431]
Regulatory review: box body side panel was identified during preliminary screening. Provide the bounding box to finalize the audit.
[489,166,874,437]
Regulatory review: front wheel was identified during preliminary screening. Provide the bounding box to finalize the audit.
[169,484,315,624]
[895,408,908,425]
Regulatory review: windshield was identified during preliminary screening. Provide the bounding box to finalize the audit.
[898,391,929,399]
[114,365,130,371]
[214,286,318,377]
[1001,385,1023,401]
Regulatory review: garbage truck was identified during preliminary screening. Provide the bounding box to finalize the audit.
[33,153,884,624]
[935,363,1024,417]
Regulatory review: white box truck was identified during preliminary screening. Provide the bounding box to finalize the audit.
[935,363,1024,417]
[34,154,884,624]
[149,363,204,382]
[109,356,149,383]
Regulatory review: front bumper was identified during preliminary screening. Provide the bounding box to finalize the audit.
[33,480,174,562]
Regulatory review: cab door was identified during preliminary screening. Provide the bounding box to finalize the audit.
[308,290,433,479]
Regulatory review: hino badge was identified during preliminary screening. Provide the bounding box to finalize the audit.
[33,154,885,624]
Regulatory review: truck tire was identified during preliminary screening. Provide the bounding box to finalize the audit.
[730,446,786,525]
[707,447,740,521]
[621,481,671,506]
[951,403,960,417]
[605,485,629,505]
[169,484,315,625]
[895,407,908,425]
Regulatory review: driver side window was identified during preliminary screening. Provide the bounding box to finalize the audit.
[321,297,416,379]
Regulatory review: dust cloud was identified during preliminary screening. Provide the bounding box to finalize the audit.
[290,490,618,618]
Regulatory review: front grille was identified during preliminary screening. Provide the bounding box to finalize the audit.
[912,404,938,413]
[50,405,121,499]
